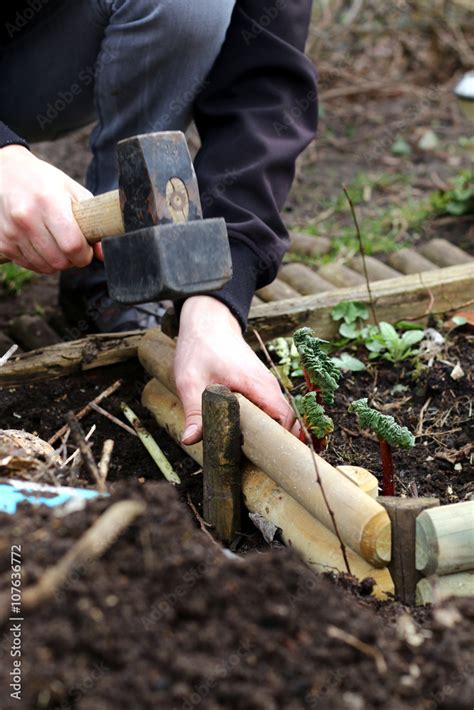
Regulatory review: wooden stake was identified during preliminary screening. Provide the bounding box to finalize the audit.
[379,497,439,605]
[202,385,242,544]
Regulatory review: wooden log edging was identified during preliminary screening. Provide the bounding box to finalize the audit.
[141,378,394,599]
[0,331,145,386]
[248,264,474,341]
[138,330,391,568]
[412,500,474,605]
[416,572,474,605]
[416,501,474,577]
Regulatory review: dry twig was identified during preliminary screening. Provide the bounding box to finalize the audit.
[0,344,18,367]
[66,412,106,493]
[98,439,114,484]
[90,402,137,437]
[342,184,379,328]
[186,492,222,549]
[121,402,181,485]
[327,624,387,674]
[49,379,123,445]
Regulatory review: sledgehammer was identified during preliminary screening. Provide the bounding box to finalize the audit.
[0,131,232,303]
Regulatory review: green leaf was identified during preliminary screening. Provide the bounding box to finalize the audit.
[339,322,360,339]
[418,129,439,151]
[391,137,411,156]
[331,353,366,372]
[395,320,426,331]
[365,339,384,353]
[331,300,368,324]
[379,322,399,344]
[401,330,424,346]
[452,316,468,327]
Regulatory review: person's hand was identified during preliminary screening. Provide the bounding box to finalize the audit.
[0,145,93,273]
[174,295,295,445]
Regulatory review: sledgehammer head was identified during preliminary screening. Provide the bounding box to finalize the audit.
[102,218,232,303]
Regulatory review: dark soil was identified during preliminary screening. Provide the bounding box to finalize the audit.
[325,332,473,504]
[0,482,473,710]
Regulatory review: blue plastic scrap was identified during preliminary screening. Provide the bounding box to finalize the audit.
[0,480,103,515]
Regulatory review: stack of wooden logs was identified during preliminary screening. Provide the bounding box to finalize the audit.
[415,502,474,604]
[253,236,473,306]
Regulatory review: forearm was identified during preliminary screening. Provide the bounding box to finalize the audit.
[192,0,317,329]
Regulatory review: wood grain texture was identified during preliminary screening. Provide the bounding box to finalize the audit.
[248,264,474,341]
[416,501,474,576]
[202,385,242,543]
[0,331,145,386]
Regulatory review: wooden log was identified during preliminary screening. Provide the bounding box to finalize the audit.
[202,385,242,543]
[348,256,402,282]
[247,264,474,342]
[388,248,437,274]
[318,263,367,288]
[141,378,393,598]
[236,395,390,566]
[138,331,391,567]
[251,295,264,306]
[9,315,62,351]
[337,465,379,498]
[279,263,336,295]
[416,501,474,576]
[416,572,474,605]
[289,233,331,258]
[243,468,394,599]
[0,331,145,386]
[380,497,439,605]
[418,239,473,267]
[256,278,301,302]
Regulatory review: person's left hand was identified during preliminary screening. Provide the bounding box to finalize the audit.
[174,295,295,445]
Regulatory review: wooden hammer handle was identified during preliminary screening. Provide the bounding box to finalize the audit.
[0,189,124,265]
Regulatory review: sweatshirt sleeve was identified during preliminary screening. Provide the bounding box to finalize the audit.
[0,122,29,149]
[192,0,317,330]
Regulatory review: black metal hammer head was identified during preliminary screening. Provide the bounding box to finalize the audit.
[103,218,232,303]
[116,131,203,231]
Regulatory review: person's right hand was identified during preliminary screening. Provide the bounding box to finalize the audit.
[0,145,93,273]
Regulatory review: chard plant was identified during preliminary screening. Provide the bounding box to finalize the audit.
[299,392,334,453]
[293,327,341,404]
[293,327,340,451]
[348,398,415,496]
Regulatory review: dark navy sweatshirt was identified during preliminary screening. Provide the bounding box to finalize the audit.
[0,1,317,329]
